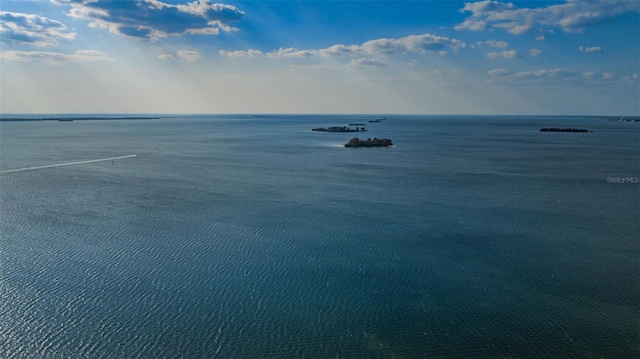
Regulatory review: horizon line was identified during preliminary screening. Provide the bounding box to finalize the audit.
[1,113,638,118]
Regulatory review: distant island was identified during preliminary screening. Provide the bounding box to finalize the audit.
[345,137,393,147]
[349,123,365,126]
[312,126,366,132]
[540,128,590,132]
[0,116,160,122]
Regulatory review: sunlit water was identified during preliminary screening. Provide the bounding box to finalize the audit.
[1,115,638,358]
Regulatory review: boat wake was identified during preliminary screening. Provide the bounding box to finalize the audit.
[0,154,137,174]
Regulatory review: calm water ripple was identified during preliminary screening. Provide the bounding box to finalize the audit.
[0,115,638,358]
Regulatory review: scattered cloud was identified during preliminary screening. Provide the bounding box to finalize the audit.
[319,44,361,57]
[623,73,639,81]
[359,33,466,54]
[177,50,200,61]
[267,47,316,58]
[512,68,579,80]
[456,0,640,34]
[487,68,511,76]
[1,49,112,63]
[489,68,624,83]
[579,46,605,53]
[535,35,545,41]
[158,53,175,60]
[218,49,263,57]
[484,40,508,48]
[52,0,245,40]
[0,11,76,46]
[488,67,623,84]
[487,50,518,59]
[408,69,463,80]
[431,69,462,76]
[529,48,542,56]
[157,50,200,61]
[288,64,333,70]
[219,33,466,60]
[347,58,386,67]
[583,71,614,80]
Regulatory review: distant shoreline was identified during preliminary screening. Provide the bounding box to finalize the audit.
[0,116,160,122]
[1,114,638,122]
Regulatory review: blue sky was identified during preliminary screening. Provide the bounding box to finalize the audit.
[1,0,638,115]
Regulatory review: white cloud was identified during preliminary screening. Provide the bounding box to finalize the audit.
[529,48,542,56]
[219,33,466,61]
[487,50,518,59]
[288,64,334,70]
[535,35,545,41]
[360,33,466,54]
[319,44,361,57]
[158,53,175,60]
[52,0,244,40]
[488,68,622,83]
[623,73,639,81]
[347,58,386,67]
[456,0,640,34]
[177,50,200,61]
[0,11,76,47]
[218,49,263,57]
[1,49,112,64]
[579,46,605,53]
[484,40,508,48]
[512,68,579,80]
[583,71,614,80]
[487,68,511,76]
[267,47,316,58]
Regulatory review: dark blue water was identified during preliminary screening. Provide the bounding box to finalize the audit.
[1,115,638,358]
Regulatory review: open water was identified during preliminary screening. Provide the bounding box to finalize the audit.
[0,115,638,358]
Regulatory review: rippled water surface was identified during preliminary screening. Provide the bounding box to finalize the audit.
[1,115,638,358]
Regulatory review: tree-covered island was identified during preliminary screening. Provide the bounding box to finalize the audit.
[312,126,366,132]
[344,137,393,147]
[539,128,590,132]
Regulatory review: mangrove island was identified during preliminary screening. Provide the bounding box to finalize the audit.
[344,137,393,147]
[312,126,366,132]
[539,128,590,132]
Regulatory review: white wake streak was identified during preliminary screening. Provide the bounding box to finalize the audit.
[0,155,137,174]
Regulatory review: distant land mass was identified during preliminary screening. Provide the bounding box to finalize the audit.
[0,116,160,122]
[539,128,590,132]
[312,126,366,133]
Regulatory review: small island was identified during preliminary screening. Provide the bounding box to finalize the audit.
[344,137,393,147]
[539,128,590,132]
[349,123,365,126]
[368,117,387,123]
[312,126,366,132]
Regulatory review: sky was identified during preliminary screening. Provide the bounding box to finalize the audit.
[0,0,638,115]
